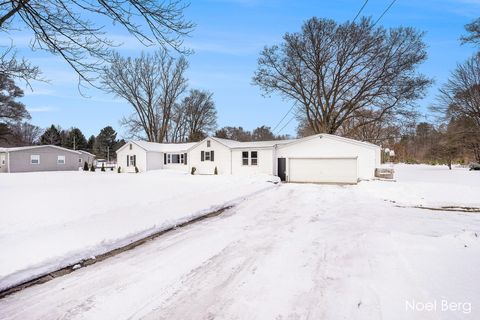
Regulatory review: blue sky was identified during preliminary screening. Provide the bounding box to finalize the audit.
[3,0,480,138]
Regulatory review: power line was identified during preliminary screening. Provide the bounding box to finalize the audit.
[275,115,296,135]
[353,0,368,22]
[271,104,295,133]
[373,0,397,26]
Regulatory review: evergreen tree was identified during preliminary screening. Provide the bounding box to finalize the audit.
[83,161,89,171]
[87,135,95,153]
[93,126,118,160]
[64,128,87,150]
[40,125,62,145]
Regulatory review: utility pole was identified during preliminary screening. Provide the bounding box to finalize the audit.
[73,135,76,150]
[107,146,110,163]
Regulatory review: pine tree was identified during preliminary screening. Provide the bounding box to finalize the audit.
[214,166,218,175]
[93,126,118,160]
[90,163,96,172]
[83,161,89,171]
[101,163,105,172]
[65,128,87,150]
[40,125,62,145]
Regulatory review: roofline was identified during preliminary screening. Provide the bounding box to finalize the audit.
[277,133,380,150]
[117,140,196,153]
[1,145,82,154]
[186,136,233,151]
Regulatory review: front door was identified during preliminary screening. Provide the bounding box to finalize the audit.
[277,158,286,181]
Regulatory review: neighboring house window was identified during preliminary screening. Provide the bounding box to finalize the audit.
[57,155,66,164]
[129,144,133,150]
[0,154,5,165]
[207,140,211,147]
[242,151,249,165]
[79,158,82,163]
[205,151,211,161]
[251,151,258,165]
[31,155,40,164]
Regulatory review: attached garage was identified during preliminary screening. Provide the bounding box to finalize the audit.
[276,134,380,184]
[288,157,358,184]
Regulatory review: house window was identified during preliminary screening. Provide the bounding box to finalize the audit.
[180,153,184,164]
[31,155,40,164]
[205,151,211,161]
[167,154,171,164]
[129,155,136,166]
[242,151,249,165]
[207,140,211,147]
[79,158,82,163]
[0,154,5,165]
[172,154,180,164]
[251,151,258,165]
[57,155,65,164]
[129,144,132,150]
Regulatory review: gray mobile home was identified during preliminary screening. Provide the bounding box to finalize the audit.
[0,145,90,173]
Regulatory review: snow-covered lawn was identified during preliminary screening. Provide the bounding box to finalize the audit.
[0,170,277,292]
[1,164,479,319]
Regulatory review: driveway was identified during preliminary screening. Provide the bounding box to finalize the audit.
[1,176,479,320]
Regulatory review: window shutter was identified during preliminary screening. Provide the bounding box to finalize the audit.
[127,155,130,167]
[133,155,136,166]
[184,153,187,165]
[164,153,167,165]
[210,150,214,161]
[201,151,204,161]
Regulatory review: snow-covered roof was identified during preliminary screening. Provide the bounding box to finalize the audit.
[77,150,96,156]
[0,145,82,154]
[132,141,197,153]
[212,137,294,149]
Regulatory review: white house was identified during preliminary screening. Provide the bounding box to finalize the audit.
[117,134,381,184]
[116,140,197,173]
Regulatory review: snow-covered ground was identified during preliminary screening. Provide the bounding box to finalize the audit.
[1,164,479,319]
[0,170,277,292]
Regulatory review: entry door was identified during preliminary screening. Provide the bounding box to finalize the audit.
[277,158,286,181]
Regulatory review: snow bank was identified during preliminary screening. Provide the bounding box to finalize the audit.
[0,170,277,292]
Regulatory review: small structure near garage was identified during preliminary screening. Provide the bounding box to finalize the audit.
[0,145,88,173]
[116,141,196,173]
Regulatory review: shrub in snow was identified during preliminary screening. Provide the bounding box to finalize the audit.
[101,163,105,172]
[191,167,196,175]
[117,166,121,173]
[214,166,218,175]
[83,161,89,171]
[110,167,114,171]
[135,166,139,173]
[90,164,96,172]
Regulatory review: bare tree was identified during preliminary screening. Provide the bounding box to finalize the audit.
[0,0,194,85]
[182,89,217,141]
[0,44,41,84]
[7,121,42,145]
[103,50,188,142]
[253,17,431,135]
[435,54,480,128]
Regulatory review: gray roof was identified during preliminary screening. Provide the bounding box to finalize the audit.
[0,145,82,154]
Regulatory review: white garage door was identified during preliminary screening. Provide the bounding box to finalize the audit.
[289,158,358,184]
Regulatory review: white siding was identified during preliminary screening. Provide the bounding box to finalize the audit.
[231,148,274,175]
[188,139,231,175]
[277,135,379,180]
[116,143,147,172]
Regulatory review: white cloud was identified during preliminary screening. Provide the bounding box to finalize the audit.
[27,106,56,113]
